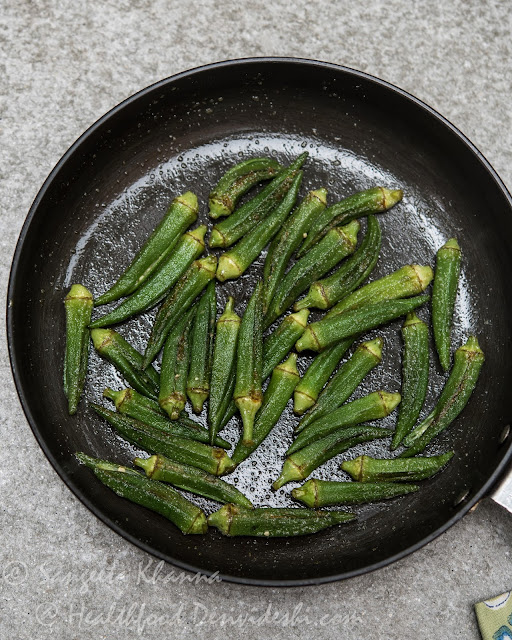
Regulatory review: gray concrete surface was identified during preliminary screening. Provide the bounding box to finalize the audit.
[1,1,511,638]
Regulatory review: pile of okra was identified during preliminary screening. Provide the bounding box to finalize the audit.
[65,152,484,537]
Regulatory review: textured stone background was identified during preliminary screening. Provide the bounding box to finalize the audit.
[1,1,512,638]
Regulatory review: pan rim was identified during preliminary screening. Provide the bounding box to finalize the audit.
[7,56,512,587]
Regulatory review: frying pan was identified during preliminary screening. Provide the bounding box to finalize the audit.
[7,58,512,586]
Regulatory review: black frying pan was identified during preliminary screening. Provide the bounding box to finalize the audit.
[7,58,512,586]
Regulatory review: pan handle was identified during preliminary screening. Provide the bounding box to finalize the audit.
[490,466,512,514]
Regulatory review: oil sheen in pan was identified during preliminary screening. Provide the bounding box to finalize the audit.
[62,132,480,516]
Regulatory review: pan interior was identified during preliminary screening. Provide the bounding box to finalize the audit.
[8,60,512,584]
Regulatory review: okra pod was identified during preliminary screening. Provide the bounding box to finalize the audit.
[401,336,484,457]
[288,391,400,454]
[293,338,354,415]
[208,297,241,444]
[297,186,402,257]
[100,389,230,448]
[209,153,308,248]
[135,454,253,507]
[326,264,434,319]
[264,221,360,329]
[91,328,160,400]
[292,479,419,507]
[218,309,309,429]
[143,255,217,368]
[231,354,300,466]
[391,313,429,449]
[95,192,198,305]
[341,452,454,482]
[263,188,328,310]
[209,157,281,219]
[159,308,195,419]
[90,226,206,328]
[64,284,93,414]
[296,295,430,353]
[235,282,264,445]
[295,214,381,311]
[273,426,391,489]
[297,337,384,431]
[216,171,302,281]
[92,404,234,475]
[208,504,354,537]
[186,281,216,413]
[432,238,462,371]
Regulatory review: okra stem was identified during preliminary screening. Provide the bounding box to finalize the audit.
[296,295,430,352]
[64,284,93,414]
[297,186,402,257]
[235,282,264,445]
[400,336,484,457]
[292,479,418,507]
[142,256,217,368]
[95,191,198,305]
[207,504,354,537]
[263,188,328,311]
[296,337,383,432]
[391,313,429,449]
[231,354,300,466]
[186,281,216,413]
[264,221,360,329]
[159,308,195,419]
[432,238,461,371]
[135,454,253,507]
[90,225,206,328]
[209,157,281,219]
[76,452,140,476]
[341,452,454,482]
[288,391,400,454]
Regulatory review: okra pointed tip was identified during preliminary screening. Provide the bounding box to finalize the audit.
[209,228,227,248]
[216,253,242,281]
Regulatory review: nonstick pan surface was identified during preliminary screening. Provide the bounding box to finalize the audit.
[7,58,512,586]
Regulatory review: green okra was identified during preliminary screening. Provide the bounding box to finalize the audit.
[295,214,381,311]
[216,171,302,281]
[293,338,354,415]
[273,426,391,489]
[95,192,198,306]
[263,188,328,311]
[64,284,93,415]
[296,337,384,431]
[91,328,160,400]
[297,186,402,257]
[209,297,241,444]
[391,313,429,450]
[326,264,434,319]
[209,153,308,249]
[209,157,281,219]
[231,354,300,466]
[234,282,264,445]
[292,479,419,507]
[288,391,401,454]
[92,404,234,475]
[208,504,354,537]
[432,238,462,371]
[95,468,207,534]
[159,308,195,419]
[100,389,230,448]
[143,255,217,368]
[76,452,140,476]
[187,281,216,413]
[296,295,430,353]
[90,226,206,328]
[135,454,253,507]
[218,309,309,429]
[341,452,454,482]
[264,221,360,329]
[401,336,484,457]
